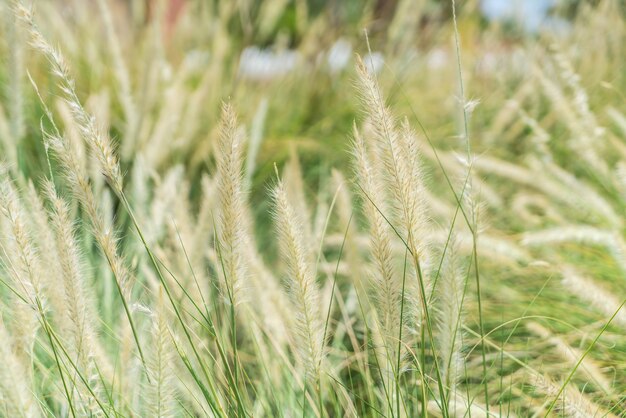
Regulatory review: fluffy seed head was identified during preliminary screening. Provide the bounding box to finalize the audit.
[272,177,325,381]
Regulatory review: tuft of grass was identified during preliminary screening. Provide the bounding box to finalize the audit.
[0,0,625,417]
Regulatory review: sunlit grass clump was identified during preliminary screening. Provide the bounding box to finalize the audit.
[0,0,625,417]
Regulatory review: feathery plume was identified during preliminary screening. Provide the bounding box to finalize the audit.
[15,1,123,192]
[473,155,618,226]
[436,235,465,399]
[272,177,325,381]
[0,175,44,355]
[45,131,134,300]
[283,149,314,258]
[0,318,39,418]
[145,287,176,418]
[355,54,432,307]
[561,268,626,329]
[532,374,612,418]
[526,321,611,393]
[215,103,248,305]
[22,182,65,321]
[351,124,402,356]
[44,180,106,415]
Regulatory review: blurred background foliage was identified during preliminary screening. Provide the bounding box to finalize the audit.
[2,0,625,264]
[2,0,625,232]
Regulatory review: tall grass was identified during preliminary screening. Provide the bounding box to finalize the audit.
[0,0,625,417]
